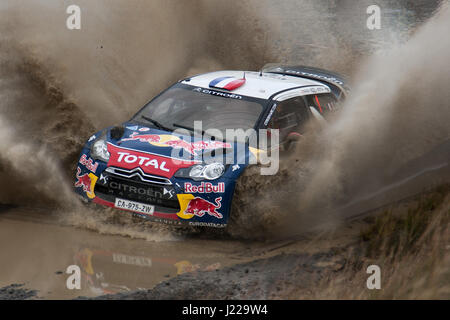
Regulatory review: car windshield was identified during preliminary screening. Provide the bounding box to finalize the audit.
[132,84,266,142]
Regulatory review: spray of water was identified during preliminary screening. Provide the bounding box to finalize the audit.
[0,0,276,239]
[290,2,450,232]
[0,0,446,239]
[228,1,449,238]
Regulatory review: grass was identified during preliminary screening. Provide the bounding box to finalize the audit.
[360,185,449,260]
[299,184,450,299]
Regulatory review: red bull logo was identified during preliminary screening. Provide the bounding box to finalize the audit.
[184,182,225,193]
[75,167,91,192]
[166,140,231,156]
[184,197,223,219]
[121,132,231,156]
[79,154,99,173]
[121,132,161,143]
[75,167,98,199]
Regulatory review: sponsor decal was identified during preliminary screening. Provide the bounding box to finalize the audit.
[109,181,159,197]
[176,194,195,219]
[188,222,226,228]
[180,197,223,219]
[192,87,243,100]
[209,76,246,91]
[116,151,170,172]
[121,132,231,156]
[166,139,231,156]
[107,144,197,178]
[163,187,175,198]
[126,125,139,131]
[284,69,345,86]
[138,127,150,132]
[75,167,98,199]
[248,146,264,159]
[99,173,108,184]
[184,182,225,193]
[108,180,174,200]
[121,133,162,143]
[79,154,99,173]
[149,217,183,226]
[232,164,240,172]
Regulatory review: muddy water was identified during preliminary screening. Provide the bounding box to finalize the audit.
[1,143,448,299]
[0,209,259,299]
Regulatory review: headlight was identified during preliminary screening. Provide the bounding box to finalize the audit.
[189,165,204,178]
[176,163,225,181]
[91,139,110,162]
[202,163,225,180]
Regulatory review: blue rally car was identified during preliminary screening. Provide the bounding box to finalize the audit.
[74,65,348,228]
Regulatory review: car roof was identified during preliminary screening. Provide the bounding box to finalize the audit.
[182,70,330,100]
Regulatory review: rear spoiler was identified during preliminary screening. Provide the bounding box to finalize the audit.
[262,64,350,100]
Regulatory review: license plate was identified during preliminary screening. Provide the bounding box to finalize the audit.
[114,198,155,215]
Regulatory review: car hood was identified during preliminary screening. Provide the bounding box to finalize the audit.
[107,122,236,161]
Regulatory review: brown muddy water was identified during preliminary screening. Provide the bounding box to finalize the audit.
[0,208,265,299]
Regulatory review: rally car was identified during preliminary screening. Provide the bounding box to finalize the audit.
[74,65,348,228]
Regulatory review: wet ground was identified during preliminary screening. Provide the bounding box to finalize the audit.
[0,210,268,299]
[1,139,448,299]
[0,206,354,300]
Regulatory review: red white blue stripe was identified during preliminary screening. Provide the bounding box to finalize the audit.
[209,76,246,91]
